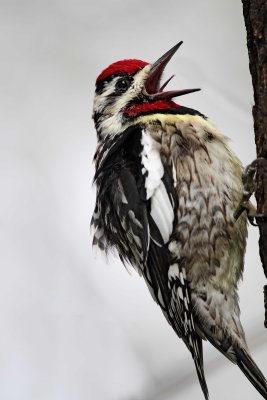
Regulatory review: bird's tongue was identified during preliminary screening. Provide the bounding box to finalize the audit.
[145,41,200,100]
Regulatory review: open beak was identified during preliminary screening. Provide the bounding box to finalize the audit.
[145,41,200,100]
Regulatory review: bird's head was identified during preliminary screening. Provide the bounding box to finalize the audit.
[93,42,200,138]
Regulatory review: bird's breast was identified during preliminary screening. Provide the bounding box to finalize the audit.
[141,114,248,288]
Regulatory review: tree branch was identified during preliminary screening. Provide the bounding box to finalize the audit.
[242,0,267,326]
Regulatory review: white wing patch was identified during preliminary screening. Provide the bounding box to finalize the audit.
[141,129,174,243]
[150,181,174,243]
[141,129,164,199]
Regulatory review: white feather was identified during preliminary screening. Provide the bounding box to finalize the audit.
[141,129,174,243]
[151,182,174,243]
[168,263,179,279]
[141,130,164,199]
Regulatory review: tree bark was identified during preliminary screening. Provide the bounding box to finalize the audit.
[242,0,267,326]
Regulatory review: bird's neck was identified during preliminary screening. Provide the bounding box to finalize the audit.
[94,102,207,140]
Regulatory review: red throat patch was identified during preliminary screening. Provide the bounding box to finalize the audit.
[96,59,149,82]
[123,100,180,117]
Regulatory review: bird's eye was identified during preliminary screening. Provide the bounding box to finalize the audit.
[115,78,131,92]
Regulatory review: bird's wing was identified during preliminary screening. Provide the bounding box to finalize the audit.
[92,123,209,399]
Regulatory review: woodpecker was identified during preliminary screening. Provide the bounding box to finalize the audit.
[91,42,267,399]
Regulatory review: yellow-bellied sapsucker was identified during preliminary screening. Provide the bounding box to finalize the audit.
[91,42,267,399]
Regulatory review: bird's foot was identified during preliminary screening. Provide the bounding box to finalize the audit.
[234,158,267,226]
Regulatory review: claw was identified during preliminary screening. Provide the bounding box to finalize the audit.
[234,157,266,224]
[248,215,258,226]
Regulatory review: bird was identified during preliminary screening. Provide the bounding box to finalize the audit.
[91,41,267,399]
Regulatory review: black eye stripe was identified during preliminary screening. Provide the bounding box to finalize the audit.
[115,77,132,93]
[95,73,133,95]
[116,78,129,89]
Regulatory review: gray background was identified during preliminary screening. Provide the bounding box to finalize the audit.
[1,0,266,399]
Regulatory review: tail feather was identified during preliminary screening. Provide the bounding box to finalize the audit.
[192,336,209,400]
[235,346,267,399]
[196,321,267,399]
[194,359,209,400]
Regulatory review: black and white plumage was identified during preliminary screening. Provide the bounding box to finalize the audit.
[91,42,267,399]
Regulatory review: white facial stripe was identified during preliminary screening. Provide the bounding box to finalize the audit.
[93,76,122,113]
[93,65,152,137]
